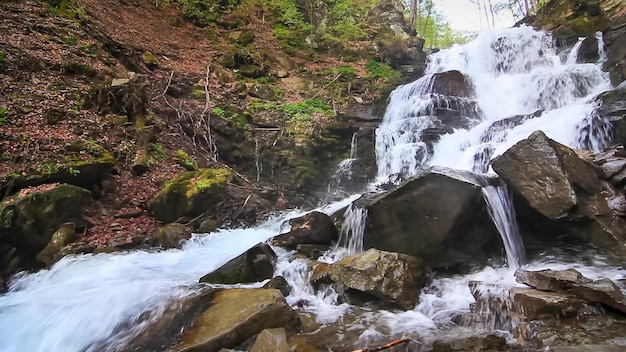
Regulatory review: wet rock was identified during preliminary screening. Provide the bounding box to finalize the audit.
[515,269,626,314]
[249,328,289,352]
[309,262,332,287]
[492,131,598,219]
[149,168,231,223]
[174,288,300,352]
[596,87,626,146]
[263,276,291,297]
[296,244,330,259]
[577,34,601,64]
[272,211,339,248]
[154,223,193,249]
[600,159,626,179]
[430,70,476,98]
[510,287,588,320]
[431,334,507,352]
[36,222,75,267]
[363,167,501,269]
[199,243,277,284]
[492,131,626,249]
[328,248,425,309]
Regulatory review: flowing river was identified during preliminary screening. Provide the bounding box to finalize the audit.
[1,26,626,351]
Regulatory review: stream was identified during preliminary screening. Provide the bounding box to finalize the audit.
[1,25,626,351]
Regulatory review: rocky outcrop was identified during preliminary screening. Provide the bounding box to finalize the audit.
[492,130,626,251]
[174,288,300,352]
[272,211,338,248]
[328,248,426,309]
[199,243,277,284]
[595,87,626,146]
[149,168,231,223]
[0,184,92,276]
[362,167,501,269]
[515,269,626,314]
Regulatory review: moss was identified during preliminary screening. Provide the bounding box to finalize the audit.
[174,150,199,171]
[150,168,232,222]
[63,140,115,167]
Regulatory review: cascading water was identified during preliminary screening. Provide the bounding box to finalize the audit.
[1,26,623,351]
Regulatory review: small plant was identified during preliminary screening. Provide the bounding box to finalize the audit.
[365,60,400,81]
[337,66,357,76]
[62,36,78,46]
[149,143,167,159]
[0,108,6,125]
[211,107,225,117]
[67,167,80,176]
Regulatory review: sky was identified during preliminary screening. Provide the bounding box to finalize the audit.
[435,0,516,32]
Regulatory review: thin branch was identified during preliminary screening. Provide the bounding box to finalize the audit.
[351,338,411,352]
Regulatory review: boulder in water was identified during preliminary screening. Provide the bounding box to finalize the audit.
[492,131,626,250]
[174,288,300,352]
[515,269,626,315]
[362,167,501,269]
[430,70,476,98]
[199,243,277,284]
[154,223,193,249]
[328,248,426,309]
[36,223,76,267]
[272,211,339,248]
[432,334,507,352]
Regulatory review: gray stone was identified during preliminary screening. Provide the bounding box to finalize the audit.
[328,248,425,309]
[363,167,501,269]
[200,243,277,284]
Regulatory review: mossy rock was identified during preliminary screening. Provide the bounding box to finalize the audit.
[155,223,193,249]
[149,168,232,223]
[174,150,199,171]
[0,184,91,249]
[2,140,115,195]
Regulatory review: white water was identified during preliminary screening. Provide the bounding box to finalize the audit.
[0,26,621,351]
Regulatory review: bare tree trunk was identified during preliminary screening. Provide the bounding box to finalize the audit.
[409,0,418,27]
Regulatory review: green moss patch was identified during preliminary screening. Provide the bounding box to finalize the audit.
[150,168,232,222]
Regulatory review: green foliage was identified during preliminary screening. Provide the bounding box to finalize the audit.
[150,143,167,159]
[321,0,375,41]
[413,0,473,49]
[0,108,6,125]
[365,60,400,81]
[62,36,78,46]
[336,66,357,76]
[211,107,225,116]
[283,98,332,118]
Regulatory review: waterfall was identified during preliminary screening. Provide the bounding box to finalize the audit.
[0,26,620,351]
[327,133,359,198]
[481,183,525,269]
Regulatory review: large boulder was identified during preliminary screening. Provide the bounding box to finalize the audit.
[149,168,231,223]
[174,288,300,352]
[0,184,91,276]
[199,243,277,284]
[515,269,626,314]
[492,130,626,250]
[328,248,426,309]
[35,223,76,267]
[272,211,338,248]
[362,167,501,269]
